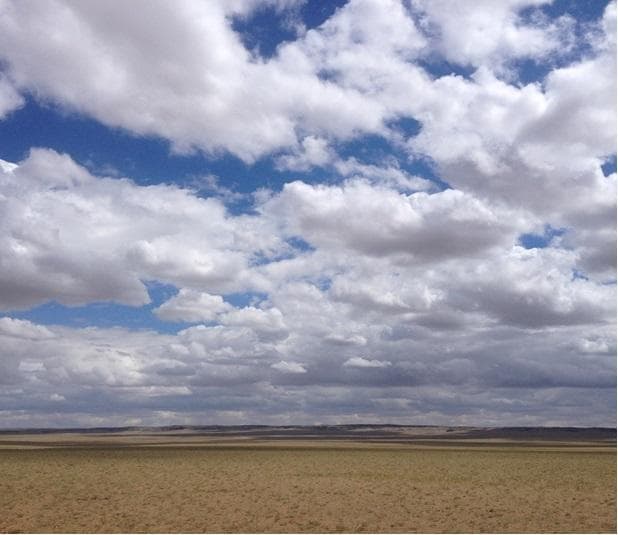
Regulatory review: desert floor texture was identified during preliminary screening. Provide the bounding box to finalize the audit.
[0,425,615,533]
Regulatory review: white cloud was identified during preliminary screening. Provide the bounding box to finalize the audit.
[0,148,282,310]
[271,361,307,373]
[0,1,614,426]
[343,357,392,368]
[578,338,613,355]
[412,0,575,71]
[333,157,433,192]
[0,0,411,161]
[0,142,613,427]
[0,317,55,340]
[407,4,616,232]
[276,136,334,171]
[0,0,612,174]
[264,180,532,260]
[154,290,232,323]
[448,246,615,328]
[324,333,367,346]
[0,74,23,118]
[0,316,613,425]
[0,159,18,173]
[220,306,289,341]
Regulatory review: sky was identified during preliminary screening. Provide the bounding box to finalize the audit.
[0,0,615,428]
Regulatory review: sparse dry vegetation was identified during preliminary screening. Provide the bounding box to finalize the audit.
[0,437,615,533]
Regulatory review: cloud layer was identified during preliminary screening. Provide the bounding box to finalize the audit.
[0,0,615,426]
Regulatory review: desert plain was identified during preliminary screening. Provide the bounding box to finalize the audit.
[0,425,615,533]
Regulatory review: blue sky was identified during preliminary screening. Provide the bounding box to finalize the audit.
[0,0,615,427]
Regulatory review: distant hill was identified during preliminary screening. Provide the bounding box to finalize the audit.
[0,424,615,442]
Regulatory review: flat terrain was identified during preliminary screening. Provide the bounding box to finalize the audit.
[0,426,615,533]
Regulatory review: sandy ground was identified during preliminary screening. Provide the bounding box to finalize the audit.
[0,437,615,533]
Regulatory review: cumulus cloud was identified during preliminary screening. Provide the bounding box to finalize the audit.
[0,0,612,175]
[220,306,289,341]
[264,181,531,260]
[0,0,411,161]
[154,290,232,323]
[0,0,614,426]
[0,148,282,310]
[332,158,434,192]
[0,317,55,340]
[0,140,614,424]
[411,0,576,71]
[0,317,614,426]
[275,136,335,171]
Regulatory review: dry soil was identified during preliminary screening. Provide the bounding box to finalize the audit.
[0,439,615,533]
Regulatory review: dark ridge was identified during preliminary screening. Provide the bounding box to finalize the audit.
[0,425,615,442]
